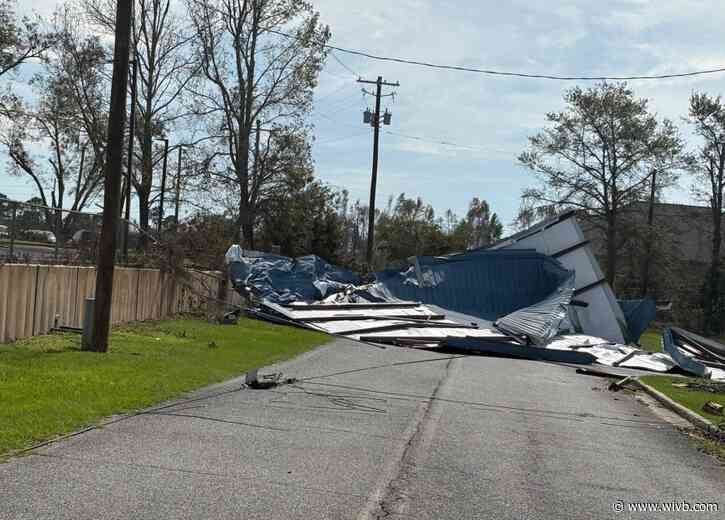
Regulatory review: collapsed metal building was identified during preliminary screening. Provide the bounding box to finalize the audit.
[226,212,725,382]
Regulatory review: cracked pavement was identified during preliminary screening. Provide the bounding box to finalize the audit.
[1,338,723,519]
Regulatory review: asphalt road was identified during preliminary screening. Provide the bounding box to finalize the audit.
[0,339,723,519]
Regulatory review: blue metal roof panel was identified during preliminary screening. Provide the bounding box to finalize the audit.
[375,250,572,321]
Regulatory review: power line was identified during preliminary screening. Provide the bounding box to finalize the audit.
[315,129,371,145]
[271,29,725,81]
[316,110,362,130]
[385,130,511,154]
[315,92,365,116]
[331,51,359,77]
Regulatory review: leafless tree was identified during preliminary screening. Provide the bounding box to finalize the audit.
[184,0,329,247]
[84,0,196,246]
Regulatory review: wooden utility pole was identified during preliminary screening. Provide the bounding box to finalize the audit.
[357,76,399,268]
[90,0,133,353]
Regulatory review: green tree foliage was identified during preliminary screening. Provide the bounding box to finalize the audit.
[519,82,683,287]
[375,194,448,263]
[688,92,725,334]
[449,197,503,250]
[334,193,504,268]
[258,178,343,262]
[0,7,108,240]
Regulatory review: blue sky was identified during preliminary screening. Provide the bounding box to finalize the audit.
[5,0,725,227]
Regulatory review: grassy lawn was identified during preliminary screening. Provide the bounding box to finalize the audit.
[0,318,329,457]
[638,329,662,353]
[640,375,725,426]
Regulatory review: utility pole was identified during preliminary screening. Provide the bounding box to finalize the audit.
[157,138,169,233]
[357,76,399,268]
[91,0,132,353]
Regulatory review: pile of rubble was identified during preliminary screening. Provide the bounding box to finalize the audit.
[226,212,725,382]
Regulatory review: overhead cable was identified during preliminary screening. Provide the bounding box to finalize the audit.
[270,29,725,81]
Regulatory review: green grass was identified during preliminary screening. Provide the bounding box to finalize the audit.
[638,329,662,353]
[640,375,725,426]
[0,318,329,456]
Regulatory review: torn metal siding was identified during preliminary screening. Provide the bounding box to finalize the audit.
[619,299,657,345]
[494,273,575,344]
[374,250,572,321]
[489,212,630,344]
[663,327,725,380]
[253,300,514,348]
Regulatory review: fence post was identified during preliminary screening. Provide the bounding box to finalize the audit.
[9,202,16,260]
[81,298,95,351]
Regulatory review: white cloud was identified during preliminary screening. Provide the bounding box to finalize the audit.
[5,0,725,223]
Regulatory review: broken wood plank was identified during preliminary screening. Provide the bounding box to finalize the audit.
[703,401,724,416]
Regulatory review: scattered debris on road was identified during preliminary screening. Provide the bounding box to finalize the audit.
[703,401,724,416]
[226,212,725,381]
[663,327,725,381]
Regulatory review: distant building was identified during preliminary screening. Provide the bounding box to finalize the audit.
[585,202,716,260]
[582,201,720,301]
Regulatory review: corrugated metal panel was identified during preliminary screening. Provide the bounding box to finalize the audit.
[375,250,572,321]
[494,274,575,344]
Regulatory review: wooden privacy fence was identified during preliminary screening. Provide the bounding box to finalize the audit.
[0,264,239,343]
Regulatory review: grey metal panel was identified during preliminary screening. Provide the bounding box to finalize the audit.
[494,274,575,344]
[662,327,711,378]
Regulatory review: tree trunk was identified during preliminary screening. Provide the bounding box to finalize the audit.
[137,126,154,249]
[605,213,618,287]
[236,197,254,249]
[705,207,723,334]
[138,193,150,247]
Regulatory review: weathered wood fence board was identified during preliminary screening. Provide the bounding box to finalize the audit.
[0,265,238,343]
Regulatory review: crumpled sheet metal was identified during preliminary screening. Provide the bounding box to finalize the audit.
[494,273,575,345]
[545,334,675,372]
[663,327,725,381]
[225,246,361,303]
[488,211,635,344]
